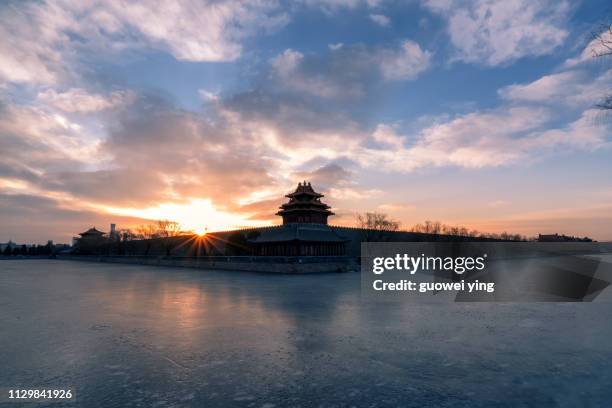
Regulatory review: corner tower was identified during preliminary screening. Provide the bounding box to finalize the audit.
[276,182,334,225]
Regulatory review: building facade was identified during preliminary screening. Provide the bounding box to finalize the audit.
[250,182,347,256]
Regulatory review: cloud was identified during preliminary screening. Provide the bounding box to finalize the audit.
[0,0,289,85]
[498,69,612,108]
[292,164,353,188]
[357,107,552,170]
[99,94,278,207]
[0,100,101,174]
[498,71,579,103]
[219,75,609,177]
[270,49,366,98]
[94,0,289,62]
[270,40,432,98]
[0,91,283,223]
[356,107,610,172]
[0,2,67,84]
[302,0,381,14]
[564,28,612,67]
[523,109,611,151]
[371,124,405,149]
[379,40,432,80]
[370,13,390,27]
[0,192,148,243]
[37,88,135,113]
[424,0,570,66]
[198,89,220,102]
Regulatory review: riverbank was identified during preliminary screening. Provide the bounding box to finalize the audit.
[56,254,358,274]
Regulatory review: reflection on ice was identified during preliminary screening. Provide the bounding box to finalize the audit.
[1,260,612,407]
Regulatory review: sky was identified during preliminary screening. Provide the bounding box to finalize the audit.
[0,0,611,244]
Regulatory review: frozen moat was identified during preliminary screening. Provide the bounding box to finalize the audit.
[1,260,611,407]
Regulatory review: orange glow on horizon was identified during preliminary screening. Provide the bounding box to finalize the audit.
[102,199,270,233]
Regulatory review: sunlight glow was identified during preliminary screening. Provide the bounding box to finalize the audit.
[104,199,268,233]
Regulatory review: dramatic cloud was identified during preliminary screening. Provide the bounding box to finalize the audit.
[270,49,363,98]
[270,40,431,98]
[0,192,147,244]
[523,109,611,151]
[379,40,432,80]
[424,0,570,66]
[0,0,289,85]
[292,164,353,188]
[37,88,135,113]
[357,107,610,171]
[0,100,100,174]
[1,1,610,242]
[0,2,66,84]
[564,28,612,67]
[100,94,278,208]
[498,69,612,107]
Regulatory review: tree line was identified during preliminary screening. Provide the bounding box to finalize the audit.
[356,212,528,241]
[114,220,187,242]
[2,242,55,256]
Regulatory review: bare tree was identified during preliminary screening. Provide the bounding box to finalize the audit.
[592,24,612,58]
[409,220,527,241]
[357,212,400,231]
[411,220,442,234]
[155,220,182,238]
[132,220,182,256]
[117,228,136,241]
[136,224,158,240]
[592,23,612,110]
[134,220,182,239]
[356,212,401,242]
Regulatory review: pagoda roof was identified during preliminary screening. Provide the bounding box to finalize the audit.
[278,182,333,214]
[79,227,106,236]
[276,207,334,216]
[250,224,348,243]
[285,181,324,198]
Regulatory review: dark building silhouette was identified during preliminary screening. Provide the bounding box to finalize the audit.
[276,181,334,225]
[538,233,593,242]
[251,182,347,256]
[79,227,106,240]
[74,227,107,254]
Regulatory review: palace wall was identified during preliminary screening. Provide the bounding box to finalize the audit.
[75,225,504,258]
[58,254,357,274]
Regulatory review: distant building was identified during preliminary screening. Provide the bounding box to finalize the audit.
[538,233,593,242]
[73,226,107,254]
[250,182,348,256]
[78,227,106,240]
[0,240,16,253]
[109,224,117,241]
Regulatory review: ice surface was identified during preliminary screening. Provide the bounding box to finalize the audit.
[1,260,611,407]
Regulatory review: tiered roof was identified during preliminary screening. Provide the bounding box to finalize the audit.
[276,182,334,218]
[79,227,105,237]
